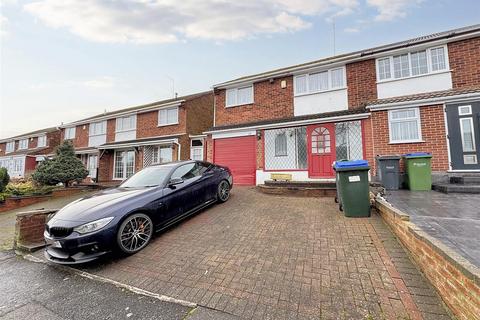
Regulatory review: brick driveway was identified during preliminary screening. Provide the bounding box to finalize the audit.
[80,187,450,320]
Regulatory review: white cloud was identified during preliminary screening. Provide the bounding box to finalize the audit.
[24,0,360,44]
[80,76,116,89]
[30,76,118,90]
[367,0,423,22]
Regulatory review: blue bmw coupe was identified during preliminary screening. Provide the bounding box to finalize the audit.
[44,160,233,264]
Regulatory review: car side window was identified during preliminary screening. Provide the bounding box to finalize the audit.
[197,162,212,175]
[170,163,201,181]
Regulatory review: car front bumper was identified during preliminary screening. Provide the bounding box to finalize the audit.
[44,226,117,265]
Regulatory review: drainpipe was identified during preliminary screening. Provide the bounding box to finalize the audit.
[174,142,181,161]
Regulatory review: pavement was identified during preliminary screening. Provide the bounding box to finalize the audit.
[384,190,480,268]
[0,190,96,250]
[65,187,451,320]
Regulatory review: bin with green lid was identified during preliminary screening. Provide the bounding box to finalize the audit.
[333,160,371,218]
[403,152,432,191]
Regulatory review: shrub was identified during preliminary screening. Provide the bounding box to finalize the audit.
[0,167,9,192]
[5,181,36,196]
[32,141,88,187]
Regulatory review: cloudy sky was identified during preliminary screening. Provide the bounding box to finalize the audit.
[1,0,479,137]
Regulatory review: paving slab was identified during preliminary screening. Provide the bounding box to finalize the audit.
[384,190,480,267]
[70,187,451,319]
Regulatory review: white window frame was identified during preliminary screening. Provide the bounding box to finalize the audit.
[458,105,472,116]
[115,115,137,133]
[294,66,346,96]
[376,45,449,83]
[18,139,28,150]
[158,107,179,126]
[5,141,15,153]
[113,149,136,180]
[190,139,204,161]
[87,154,98,178]
[37,135,47,147]
[459,117,476,152]
[64,127,76,140]
[152,146,173,164]
[388,107,423,144]
[225,85,254,107]
[89,121,107,137]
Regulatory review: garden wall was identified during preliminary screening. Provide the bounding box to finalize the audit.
[14,209,56,251]
[376,197,480,320]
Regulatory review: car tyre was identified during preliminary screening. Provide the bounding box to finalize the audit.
[116,213,153,255]
[217,180,231,203]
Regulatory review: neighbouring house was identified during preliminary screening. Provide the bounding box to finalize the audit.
[205,24,480,185]
[0,127,61,178]
[58,91,213,184]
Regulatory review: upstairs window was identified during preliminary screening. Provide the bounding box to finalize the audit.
[226,85,254,107]
[37,135,47,147]
[294,67,346,96]
[376,45,448,81]
[116,115,136,132]
[64,127,76,140]
[18,139,28,150]
[388,108,422,143]
[89,121,106,136]
[158,107,179,126]
[5,141,14,153]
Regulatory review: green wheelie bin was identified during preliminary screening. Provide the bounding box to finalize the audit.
[334,160,371,218]
[402,152,432,191]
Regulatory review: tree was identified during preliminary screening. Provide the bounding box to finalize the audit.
[32,141,88,187]
[0,167,10,192]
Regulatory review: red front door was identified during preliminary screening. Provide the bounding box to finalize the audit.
[308,124,335,178]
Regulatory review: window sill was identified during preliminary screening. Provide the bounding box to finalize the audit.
[294,86,347,97]
[158,122,179,127]
[225,102,254,108]
[377,69,451,84]
[89,134,107,137]
[115,129,137,133]
[388,140,425,145]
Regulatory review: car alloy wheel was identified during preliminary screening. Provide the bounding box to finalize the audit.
[117,213,153,254]
[217,180,230,202]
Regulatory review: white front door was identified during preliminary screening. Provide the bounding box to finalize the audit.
[190,139,204,161]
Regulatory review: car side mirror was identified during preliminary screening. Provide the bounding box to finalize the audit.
[168,177,184,188]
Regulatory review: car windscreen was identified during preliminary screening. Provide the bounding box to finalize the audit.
[120,166,172,188]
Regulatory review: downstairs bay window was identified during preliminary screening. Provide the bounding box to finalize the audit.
[388,108,422,143]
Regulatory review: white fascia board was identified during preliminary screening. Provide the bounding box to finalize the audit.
[214,31,480,89]
[98,138,179,150]
[206,113,370,136]
[59,101,185,128]
[367,92,480,111]
[0,131,52,143]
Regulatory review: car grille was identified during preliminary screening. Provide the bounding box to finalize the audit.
[46,225,73,238]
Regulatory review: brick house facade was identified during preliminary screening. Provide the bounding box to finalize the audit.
[59,92,213,184]
[0,127,61,178]
[206,25,480,185]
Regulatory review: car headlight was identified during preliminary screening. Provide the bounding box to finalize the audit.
[73,217,114,235]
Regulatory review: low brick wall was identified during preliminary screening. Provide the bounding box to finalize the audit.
[0,187,87,214]
[14,209,57,252]
[376,197,480,320]
[257,185,336,197]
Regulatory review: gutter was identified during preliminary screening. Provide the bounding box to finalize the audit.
[98,138,179,150]
[367,92,480,111]
[204,112,371,135]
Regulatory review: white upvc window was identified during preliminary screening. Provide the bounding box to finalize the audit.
[116,115,136,132]
[37,135,47,147]
[376,45,448,82]
[388,107,422,143]
[152,146,173,164]
[5,141,15,153]
[190,139,204,161]
[113,149,135,180]
[18,139,28,150]
[460,117,476,152]
[294,67,346,96]
[158,107,179,126]
[226,85,254,107]
[64,127,76,140]
[89,121,107,136]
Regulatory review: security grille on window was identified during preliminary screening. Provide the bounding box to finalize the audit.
[146,146,173,165]
[389,108,422,143]
[37,135,47,147]
[18,139,28,150]
[226,85,254,107]
[64,127,76,140]
[6,141,14,153]
[274,133,287,156]
[377,46,448,81]
[264,127,307,170]
[335,121,363,160]
[158,107,178,125]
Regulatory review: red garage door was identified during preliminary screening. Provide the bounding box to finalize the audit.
[214,136,256,186]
